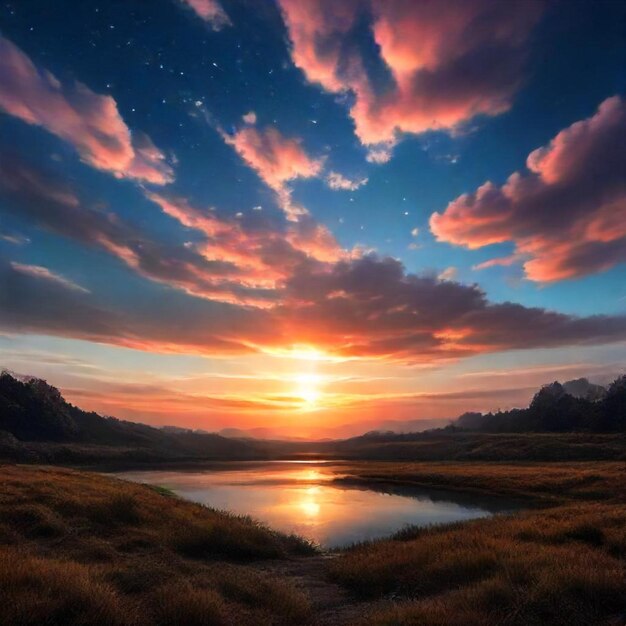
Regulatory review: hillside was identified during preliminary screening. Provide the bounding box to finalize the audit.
[0,371,264,462]
[1,371,625,465]
[452,376,626,433]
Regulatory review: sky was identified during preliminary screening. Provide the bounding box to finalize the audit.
[0,0,624,439]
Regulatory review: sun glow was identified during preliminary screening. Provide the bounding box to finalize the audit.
[260,344,349,362]
[295,373,322,410]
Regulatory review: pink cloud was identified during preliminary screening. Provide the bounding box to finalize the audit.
[7,157,620,363]
[326,171,368,191]
[181,0,231,30]
[221,123,324,219]
[0,150,345,308]
[278,0,542,158]
[147,191,343,272]
[0,160,274,307]
[431,96,626,281]
[0,35,173,184]
[4,253,625,365]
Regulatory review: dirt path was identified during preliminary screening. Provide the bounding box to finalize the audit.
[257,554,368,625]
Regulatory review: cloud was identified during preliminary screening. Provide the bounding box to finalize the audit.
[2,147,624,366]
[221,123,323,219]
[1,257,125,343]
[274,255,626,361]
[0,231,29,245]
[3,252,625,364]
[180,0,231,30]
[431,96,626,281]
[0,254,285,357]
[0,158,275,306]
[10,262,89,293]
[0,155,342,305]
[147,191,343,271]
[278,0,542,159]
[0,35,173,184]
[242,111,257,124]
[438,267,458,281]
[326,171,368,191]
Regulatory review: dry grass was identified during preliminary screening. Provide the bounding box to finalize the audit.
[0,464,314,625]
[336,460,626,502]
[2,461,625,624]
[329,462,626,625]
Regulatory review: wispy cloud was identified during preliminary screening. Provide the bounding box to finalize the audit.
[10,262,89,293]
[0,35,173,184]
[0,155,342,306]
[326,171,368,191]
[220,121,323,220]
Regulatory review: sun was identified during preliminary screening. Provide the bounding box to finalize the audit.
[295,373,321,410]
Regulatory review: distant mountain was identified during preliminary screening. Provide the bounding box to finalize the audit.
[562,378,607,401]
[218,419,450,441]
[389,418,451,432]
[218,427,293,440]
[0,371,264,461]
[315,420,443,440]
[1,370,624,467]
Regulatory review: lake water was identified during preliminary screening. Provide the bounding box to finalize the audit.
[115,462,515,548]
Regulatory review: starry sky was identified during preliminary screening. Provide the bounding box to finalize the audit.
[0,0,625,438]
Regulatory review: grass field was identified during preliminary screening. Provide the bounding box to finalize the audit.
[1,461,625,625]
[331,462,626,625]
[335,460,626,502]
[0,464,315,625]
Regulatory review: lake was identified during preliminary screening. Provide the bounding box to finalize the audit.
[115,461,516,548]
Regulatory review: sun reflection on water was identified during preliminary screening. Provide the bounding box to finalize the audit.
[117,463,504,548]
[297,486,321,518]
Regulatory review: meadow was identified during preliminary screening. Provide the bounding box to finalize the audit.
[330,462,626,625]
[1,461,624,625]
[0,464,315,626]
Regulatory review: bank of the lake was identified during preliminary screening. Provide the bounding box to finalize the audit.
[1,461,625,625]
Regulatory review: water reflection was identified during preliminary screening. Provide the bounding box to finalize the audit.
[115,462,515,548]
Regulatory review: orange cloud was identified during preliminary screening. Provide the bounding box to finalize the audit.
[147,191,343,274]
[431,96,626,281]
[3,253,626,365]
[0,159,275,306]
[221,123,323,219]
[0,35,173,184]
[0,150,344,308]
[278,0,542,160]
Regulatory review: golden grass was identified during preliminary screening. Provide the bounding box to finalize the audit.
[2,461,625,624]
[329,462,626,625]
[0,464,314,625]
[336,460,626,502]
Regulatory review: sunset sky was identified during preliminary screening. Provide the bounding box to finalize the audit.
[0,0,625,438]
